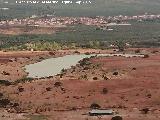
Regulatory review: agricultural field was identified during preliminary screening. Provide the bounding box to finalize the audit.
[0,20,160,50]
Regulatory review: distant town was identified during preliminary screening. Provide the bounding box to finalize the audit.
[0,13,160,28]
[2,0,93,4]
[15,0,92,4]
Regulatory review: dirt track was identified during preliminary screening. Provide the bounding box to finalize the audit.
[0,48,160,120]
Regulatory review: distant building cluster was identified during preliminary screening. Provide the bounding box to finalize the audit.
[0,8,9,10]
[107,13,160,21]
[0,13,160,28]
[14,0,92,4]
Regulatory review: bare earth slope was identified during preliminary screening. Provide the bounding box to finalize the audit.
[0,49,160,120]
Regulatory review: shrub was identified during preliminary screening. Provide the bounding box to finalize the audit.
[0,80,12,86]
[111,116,123,120]
[93,77,98,80]
[9,59,13,62]
[54,82,62,87]
[113,72,118,76]
[59,74,63,78]
[85,52,91,55]
[46,76,53,79]
[132,67,136,70]
[151,50,158,53]
[0,99,10,108]
[140,108,149,114]
[61,87,66,92]
[18,86,24,92]
[146,93,151,98]
[81,75,88,80]
[135,49,140,53]
[12,103,19,107]
[143,54,149,58]
[83,67,90,70]
[102,88,108,94]
[2,71,10,75]
[79,58,91,67]
[46,87,52,91]
[14,77,34,84]
[49,52,55,55]
[74,51,80,54]
[0,93,3,98]
[71,107,77,111]
[90,103,101,109]
[39,57,44,60]
[103,76,109,80]
[90,55,97,59]
[115,41,126,52]
[61,68,67,74]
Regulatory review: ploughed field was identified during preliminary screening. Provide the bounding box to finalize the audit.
[0,48,160,120]
[0,25,66,35]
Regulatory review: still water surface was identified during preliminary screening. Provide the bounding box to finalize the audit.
[25,54,144,78]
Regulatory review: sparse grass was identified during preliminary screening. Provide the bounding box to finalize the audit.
[0,80,12,86]
[0,99,11,108]
[79,58,91,67]
[1,77,34,86]
[80,74,88,80]
[14,77,34,84]
[26,115,48,120]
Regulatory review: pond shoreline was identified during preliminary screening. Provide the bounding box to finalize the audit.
[0,48,160,120]
[0,49,117,81]
[24,53,145,78]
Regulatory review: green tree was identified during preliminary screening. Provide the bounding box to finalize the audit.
[88,41,100,49]
[115,40,126,52]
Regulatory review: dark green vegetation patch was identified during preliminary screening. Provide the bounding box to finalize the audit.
[0,20,160,49]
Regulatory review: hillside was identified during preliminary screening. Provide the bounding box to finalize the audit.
[0,0,160,18]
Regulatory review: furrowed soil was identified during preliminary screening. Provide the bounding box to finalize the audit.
[0,25,66,35]
[0,48,160,120]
